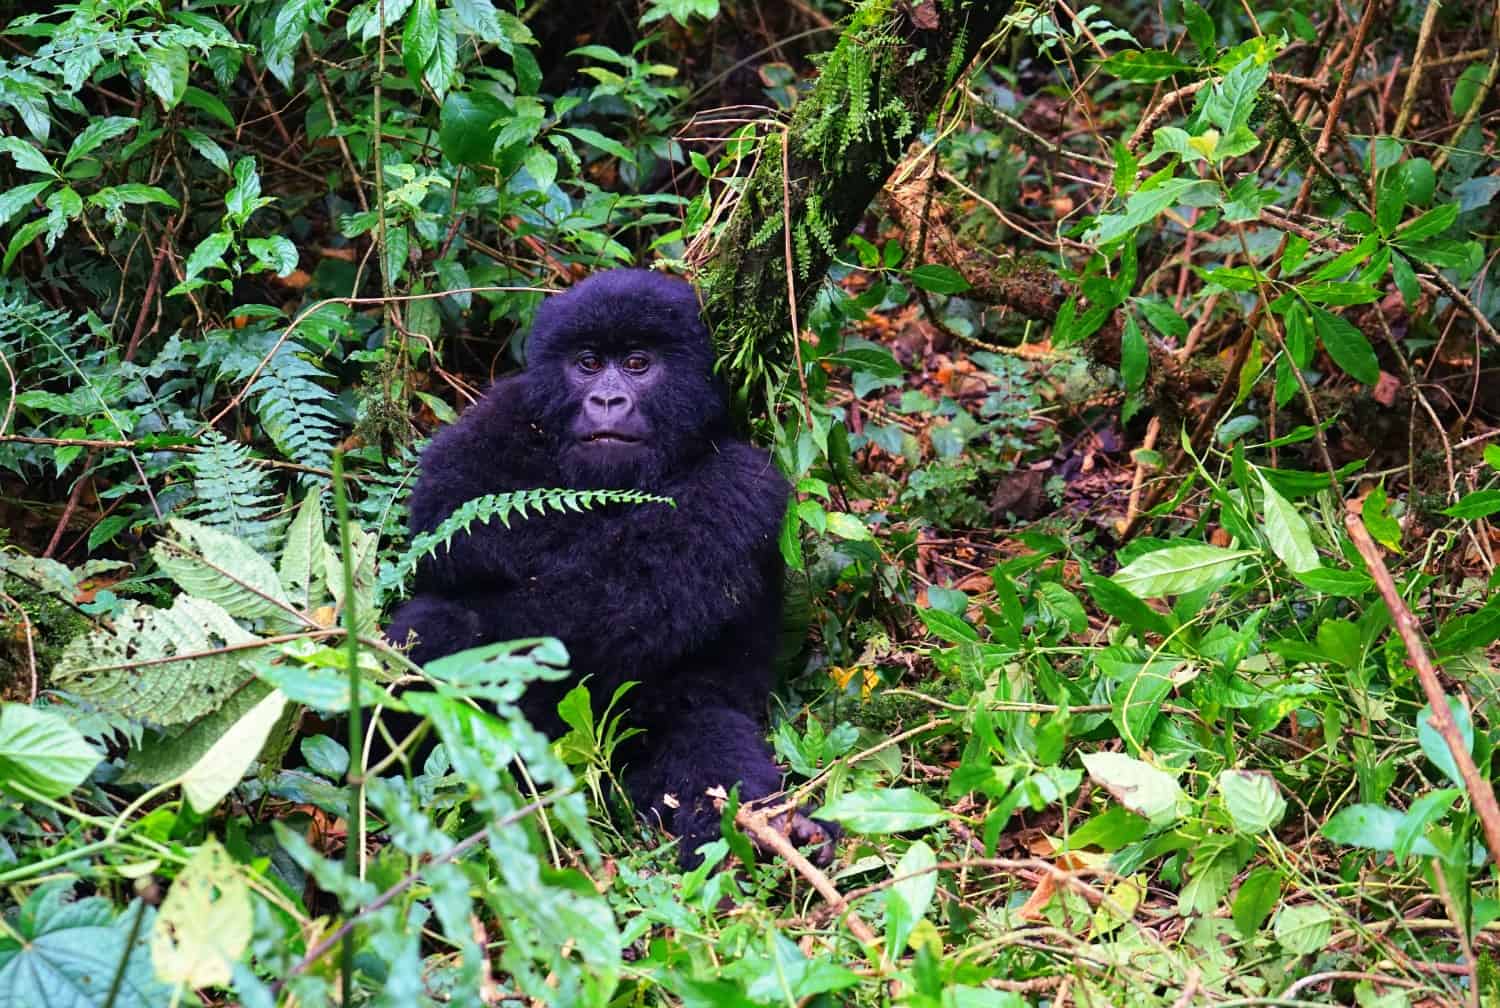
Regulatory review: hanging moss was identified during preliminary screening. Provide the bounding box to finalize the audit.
[699,0,1011,413]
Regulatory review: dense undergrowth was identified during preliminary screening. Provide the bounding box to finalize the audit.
[1,0,1499,1004]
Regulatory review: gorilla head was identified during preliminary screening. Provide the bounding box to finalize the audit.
[523,269,728,487]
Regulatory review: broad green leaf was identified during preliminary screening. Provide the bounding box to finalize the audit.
[1232,867,1282,937]
[1135,297,1189,338]
[402,0,440,80]
[0,703,100,799]
[824,511,872,541]
[1308,236,1378,280]
[1401,238,1480,271]
[153,518,296,624]
[1112,544,1255,598]
[0,136,55,176]
[909,264,971,294]
[1183,0,1215,55]
[1110,657,1180,754]
[183,231,231,281]
[280,491,325,609]
[816,787,946,833]
[0,887,173,1008]
[885,840,937,952]
[1204,57,1270,133]
[1218,770,1286,834]
[0,180,52,228]
[1274,904,1331,954]
[1121,314,1148,392]
[247,235,298,275]
[1258,473,1319,572]
[63,116,137,167]
[439,91,507,165]
[1417,698,1474,790]
[1308,304,1379,384]
[140,44,189,109]
[1083,571,1175,637]
[1394,202,1458,242]
[1362,483,1403,552]
[918,607,979,644]
[182,86,235,127]
[1441,489,1500,519]
[1292,565,1373,596]
[1099,49,1193,82]
[1452,62,1487,115]
[93,184,179,208]
[150,838,253,987]
[1081,751,1185,827]
[179,688,288,812]
[562,126,636,163]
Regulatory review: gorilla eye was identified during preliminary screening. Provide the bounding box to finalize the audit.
[577,351,603,374]
[623,352,650,374]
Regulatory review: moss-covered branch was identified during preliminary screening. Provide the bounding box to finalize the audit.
[698,0,1011,401]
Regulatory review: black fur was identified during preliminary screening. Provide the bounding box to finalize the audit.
[387,269,833,864]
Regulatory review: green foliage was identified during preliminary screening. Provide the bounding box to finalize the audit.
[386,487,676,591]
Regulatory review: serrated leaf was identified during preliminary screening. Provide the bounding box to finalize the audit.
[1112,545,1255,597]
[153,518,296,625]
[0,888,173,1008]
[816,788,946,833]
[0,703,100,799]
[1204,57,1270,132]
[179,688,288,812]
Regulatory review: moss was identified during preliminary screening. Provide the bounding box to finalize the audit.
[0,579,91,701]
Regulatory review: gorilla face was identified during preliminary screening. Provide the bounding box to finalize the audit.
[561,345,663,482]
[523,269,728,488]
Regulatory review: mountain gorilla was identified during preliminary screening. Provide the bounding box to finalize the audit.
[386,269,837,866]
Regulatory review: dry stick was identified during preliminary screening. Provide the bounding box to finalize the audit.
[1431,856,1481,1008]
[1392,0,1442,138]
[734,802,888,966]
[1343,509,1500,867]
[1434,0,1500,173]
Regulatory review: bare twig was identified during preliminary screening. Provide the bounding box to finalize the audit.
[1344,507,1500,866]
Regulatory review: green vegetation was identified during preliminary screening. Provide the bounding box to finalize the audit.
[2,0,1499,1004]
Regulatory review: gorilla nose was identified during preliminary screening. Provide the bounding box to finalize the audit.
[589,393,629,414]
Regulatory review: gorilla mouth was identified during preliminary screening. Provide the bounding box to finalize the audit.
[582,432,640,444]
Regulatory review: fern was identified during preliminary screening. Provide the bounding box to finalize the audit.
[385,488,676,592]
[250,340,339,471]
[185,431,283,551]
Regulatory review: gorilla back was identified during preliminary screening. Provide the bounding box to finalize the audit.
[386,269,836,865]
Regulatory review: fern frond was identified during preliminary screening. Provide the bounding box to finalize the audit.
[185,430,283,551]
[251,342,339,471]
[385,488,676,592]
